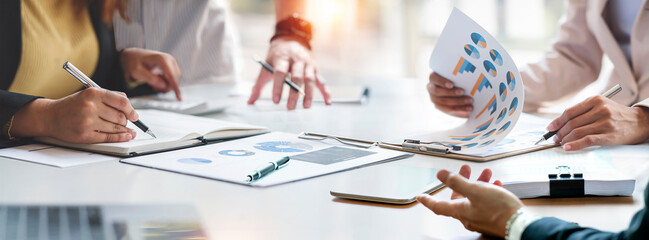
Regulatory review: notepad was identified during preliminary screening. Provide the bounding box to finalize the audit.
[36,110,269,157]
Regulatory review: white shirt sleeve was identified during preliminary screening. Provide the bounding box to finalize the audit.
[507,212,543,240]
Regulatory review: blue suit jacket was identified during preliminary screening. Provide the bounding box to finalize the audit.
[522,181,648,240]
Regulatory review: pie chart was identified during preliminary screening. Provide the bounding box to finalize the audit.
[471,32,487,48]
[464,44,480,59]
[483,60,497,77]
[489,49,503,66]
[219,150,255,156]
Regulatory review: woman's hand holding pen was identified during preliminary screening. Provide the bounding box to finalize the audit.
[120,48,182,101]
[427,72,473,118]
[248,37,331,110]
[10,88,139,143]
[547,96,649,151]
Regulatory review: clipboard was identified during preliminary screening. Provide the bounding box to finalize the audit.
[298,132,559,162]
[378,141,558,162]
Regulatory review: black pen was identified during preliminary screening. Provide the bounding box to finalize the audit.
[62,62,157,138]
[246,156,290,182]
[534,84,622,145]
[252,56,305,95]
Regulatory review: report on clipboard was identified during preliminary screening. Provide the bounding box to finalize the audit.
[379,9,558,161]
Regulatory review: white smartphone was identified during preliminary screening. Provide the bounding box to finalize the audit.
[330,165,444,204]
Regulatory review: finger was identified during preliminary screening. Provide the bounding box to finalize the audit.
[303,64,316,108]
[248,69,274,104]
[476,168,493,183]
[287,62,305,110]
[431,96,474,107]
[547,96,602,131]
[417,195,467,219]
[97,104,128,126]
[85,131,134,143]
[155,64,182,101]
[101,90,139,121]
[493,180,503,187]
[95,120,135,134]
[429,72,454,89]
[554,108,598,142]
[131,65,168,90]
[563,134,606,151]
[451,165,472,199]
[438,170,478,199]
[315,73,331,105]
[427,82,466,97]
[271,58,290,104]
[561,121,609,150]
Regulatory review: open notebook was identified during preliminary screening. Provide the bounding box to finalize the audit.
[37,110,269,157]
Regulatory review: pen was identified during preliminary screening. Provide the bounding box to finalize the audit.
[62,61,157,138]
[534,84,623,145]
[252,56,305,95]
[246,156,290,182]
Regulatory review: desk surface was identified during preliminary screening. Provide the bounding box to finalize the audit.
[1,77,647,239]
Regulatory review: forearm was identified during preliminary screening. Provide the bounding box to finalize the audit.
[275,0,307,21]
[10,98,50,138]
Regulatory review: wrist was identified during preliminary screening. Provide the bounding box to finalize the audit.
[11,98,52,138]
[633,106,649,142]
[271,13,312,50]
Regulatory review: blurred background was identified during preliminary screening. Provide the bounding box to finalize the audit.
[230,0,567,85]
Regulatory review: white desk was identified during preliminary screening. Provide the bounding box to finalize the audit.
[1,77,647,239]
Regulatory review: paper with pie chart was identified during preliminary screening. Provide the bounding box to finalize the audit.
[428,8,525,154]
[121,132,410,187]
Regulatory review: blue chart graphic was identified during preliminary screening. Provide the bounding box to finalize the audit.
[453,57,476,75]
[481,129,496,139]
[489,49,503,66]
[497,121,512,135]
[496,108,507,124]
[464,44,480,59]
[254,141,313,153]
[509,97,519,116]
[497,138,515,145]
[506,71,516,91]
[498,83,508,102]
[450,134,480,141]
[463,143,478,149]
[219,150,255,157]
[177,158,212,165]
[471,33,487,48]
[483,60,497,77]
[473,118,494,133]
[479,139,495,147]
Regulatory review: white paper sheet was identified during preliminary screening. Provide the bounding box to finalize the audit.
[0,144,118,168]
[122,132,411,187]
[429,8,525,153]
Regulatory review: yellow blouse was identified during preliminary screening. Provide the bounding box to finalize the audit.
[9,0,99,99]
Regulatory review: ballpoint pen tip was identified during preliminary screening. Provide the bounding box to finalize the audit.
[147,130,157,139]
[534,138,543,145]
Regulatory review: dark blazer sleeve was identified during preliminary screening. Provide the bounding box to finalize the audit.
[522,185,649,240]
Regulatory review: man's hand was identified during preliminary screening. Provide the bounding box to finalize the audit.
[120,48,182,100]
[247,37,330,110]
[427,72,473,118]
[11,88,138,143]
[417,165,522,238]
[547,96,649,151]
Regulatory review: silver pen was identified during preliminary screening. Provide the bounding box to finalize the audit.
[63,62,157,138]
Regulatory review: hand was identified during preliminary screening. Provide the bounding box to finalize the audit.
[417,165,522,238]
[427,72,473,118]
[120,48,182,100]
[547,96,649,151]
[247,37,331,110]
[11,88,138,143]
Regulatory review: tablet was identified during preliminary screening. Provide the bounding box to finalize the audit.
[330,165,444,204]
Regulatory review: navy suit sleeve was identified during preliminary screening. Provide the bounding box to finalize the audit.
[0,90,41,128]
[522,186,649,240]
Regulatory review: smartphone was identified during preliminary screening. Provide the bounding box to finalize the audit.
[330,165,444,204]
